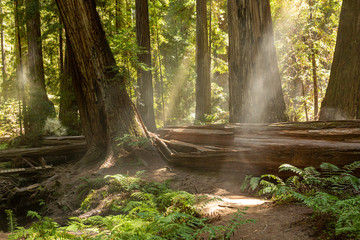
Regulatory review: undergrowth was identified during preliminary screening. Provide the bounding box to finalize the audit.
[10,172,254,239]
[242,161,360,239]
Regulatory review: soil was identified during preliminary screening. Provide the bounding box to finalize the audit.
[0,147,317,239]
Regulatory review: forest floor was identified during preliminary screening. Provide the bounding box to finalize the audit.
[1,147,318,239]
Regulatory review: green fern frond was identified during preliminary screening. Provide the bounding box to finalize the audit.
[5,209,17,233]
[344,161,360,172]
[320,162,340,172]
[303,166,320,176]
[261,174,285,185]
[279,164,305,176]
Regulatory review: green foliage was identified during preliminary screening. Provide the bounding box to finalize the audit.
[43,117,67,136]
[11,174,253,239]
[5,209,17,233]
[246,161,360,238]
[0,99,21,137]
[0,143,8,150]
[116,134,151,150]
[271,0,341,121]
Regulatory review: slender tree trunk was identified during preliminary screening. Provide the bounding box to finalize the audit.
[59,38,80,135]
[56,0,147,166]
[195,0,211,123]
[59,19,64,74]
[115,0,123,29]
[311,48,318,118]
[301,80,309,121]
[14,0,27,135]
[228,0,287,123]
[135,0,156,132]
[309,0,318,119]
[26,0,55,136]
[156,23,165,125]
[319,0,360,120]
[0,0,7,98]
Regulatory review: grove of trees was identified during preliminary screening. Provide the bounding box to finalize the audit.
[0,0,355,146]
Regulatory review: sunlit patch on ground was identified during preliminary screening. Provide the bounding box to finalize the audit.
[201,193,269,216]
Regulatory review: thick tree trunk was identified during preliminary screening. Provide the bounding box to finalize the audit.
[56,0,147,166]
[157,121,360,174]
[26,0,55,136]
[59,39,81,135]
[135,0,156,132]
[228,0,287,123]
[319,0,360,120]
[195,0,211,123]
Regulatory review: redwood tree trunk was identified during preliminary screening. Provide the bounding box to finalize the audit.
[26,0,55,136]
[59,39,81,135]
[195,0,211,123]
[56,0,147,165]
[319,0,360,120]
[227,0,287,123]
[135,0,156,132]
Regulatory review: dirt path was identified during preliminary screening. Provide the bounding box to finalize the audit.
[99,150,317,239]
[141,161,317,239]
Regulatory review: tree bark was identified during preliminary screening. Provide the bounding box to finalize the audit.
[0,0,7,98]
[55,0,147,166]
[158,121,360,174]
[15,0,27,135]
[26,0,55,136]
[59,38,80,135]
[319,0,360,120]
[195,0,211,123]
[135,0,156,132]
[227,0,287,123]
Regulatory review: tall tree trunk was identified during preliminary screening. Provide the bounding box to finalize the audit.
[319,0,360,120]
[15,0,27,135]
[309,0,318,119]
[0,0,7,98]
[227,0,287,123]
[115,0,123,29]
[59,19,63,73]
[59,38,80,135]
[56,0,147,166]
[26,0,55,136]
[135,0,156,132]
[195,0,211,123]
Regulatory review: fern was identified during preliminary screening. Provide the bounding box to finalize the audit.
[5,209,17,233]
[11,175,255,240]
[251,160,360,239]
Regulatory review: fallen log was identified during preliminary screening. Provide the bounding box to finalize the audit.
[157,121,360,175]
[0,142,86,162]
[0,165,53,175]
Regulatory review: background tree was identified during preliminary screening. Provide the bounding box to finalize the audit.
[135,0,156,132]
[25,0,55,136]
[195,0,211,123]
[272,0,341,121]
[0,0,6,98]
[228,0,287,123]
[59,39,80,135]
[56,0,147,165]
[319,0,360,120]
